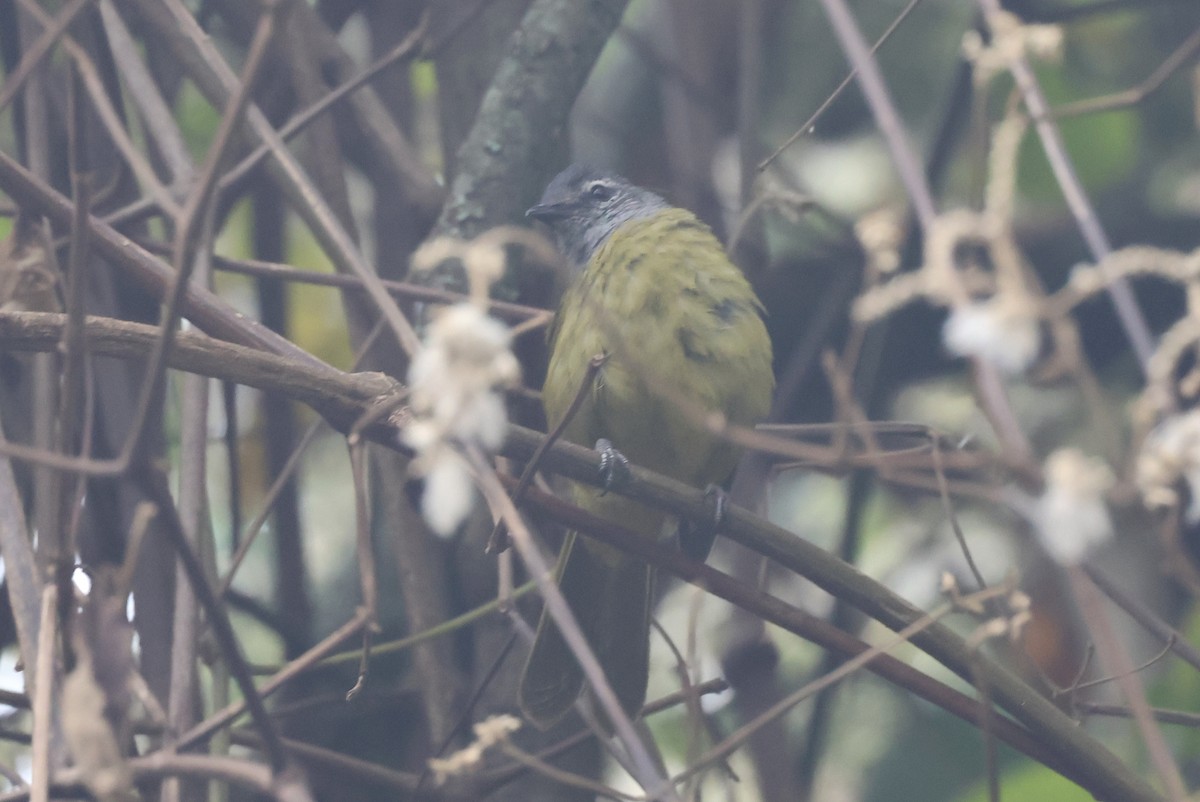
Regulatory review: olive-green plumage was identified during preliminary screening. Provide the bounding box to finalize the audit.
[519,166,774,729]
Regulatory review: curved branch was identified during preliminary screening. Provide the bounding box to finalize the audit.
[0,312,395,432]
[0,309,1162,802]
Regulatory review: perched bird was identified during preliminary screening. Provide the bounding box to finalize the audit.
[519,165,774,728]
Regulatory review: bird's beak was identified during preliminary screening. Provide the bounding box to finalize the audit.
[526,203,567,222]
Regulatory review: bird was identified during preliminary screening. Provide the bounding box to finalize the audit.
[518,164,774,729]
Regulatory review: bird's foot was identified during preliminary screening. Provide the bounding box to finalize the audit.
[678,484,728,561]
[595,438,631,495]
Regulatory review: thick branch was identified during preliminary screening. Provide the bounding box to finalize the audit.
[0,313,395,431]
[435,0,630,239]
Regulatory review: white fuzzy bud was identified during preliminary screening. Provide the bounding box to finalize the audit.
[1034,448,1114,565]
[942,297,1040,374]
[1137,411,1200,521]
[404,304,520,536]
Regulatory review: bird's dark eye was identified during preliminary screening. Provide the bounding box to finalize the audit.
[587,181,613,201]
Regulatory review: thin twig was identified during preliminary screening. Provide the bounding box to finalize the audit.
[124,0,422,356]
[465,446,681,802]
[1067,638,1174,695]
[674,590,1004,784]
[97,0,196,187]
[135,469,298,782]
[1051,24,1200,121]
[486,352,607,553]
[1068,566,1186,800]
[931,438,988,591]
[54,62,92,660]
[349,442,379,629]
[312,584,537,671]
[0,446,43,680]
[816,0,936,227]
[976,0,1156,370]
[967,654,1001,802]
[217,11,431,192]
[1079,703,1200,729]
[475,680,731,795]
[218,422,321,596]
[498,741,642,802]
[15,0,181,218]
[164,207,220,802]
[0,0,89,113]
[1083,562,1200,675]
[173,608,371,751]
[29,585,56,802]
[758,0,925,172]
[220,317,389,595]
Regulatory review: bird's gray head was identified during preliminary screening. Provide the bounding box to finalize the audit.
[527,165,670,270]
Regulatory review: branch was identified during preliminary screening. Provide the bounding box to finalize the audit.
[976,0,1155,369]
[0,309,1161,801]
[434,0,630,239]
[0,148,331,373]
[0,312,394,432]
[0,752,279,802]
[117,0,421,356]
[0,451,44,689]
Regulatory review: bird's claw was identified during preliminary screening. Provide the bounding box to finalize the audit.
[595,438,631,495]
[678,484,728,561]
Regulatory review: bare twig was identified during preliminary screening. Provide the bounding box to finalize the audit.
[15,0,181,217]
[164,207,221,802]
[497,740,642,802]
[976,0,1156,369]
[0,0,89,113]
[349,442,379,630]
[676,591,1002,785]
[135,469,300,788]
[1079,703,1200,729]
[217,11,431,193]
[759,0,925,172]
[0,148,335,368]
[0,448,43,678]
[29,585,56,802]
[1068,567,1185,800]
[1051,24,1200,121]
[815,0,936,227]
[174,608,371,751]
[465,446,680,802]
[931,436,988,591]
[97,0,196,187]
[53,63,92,657]
[1083,562,1200,675]
[486,352,607,553]
[1066,639,1174,695]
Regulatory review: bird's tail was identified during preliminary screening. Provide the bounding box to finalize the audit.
[519,532,652,730]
